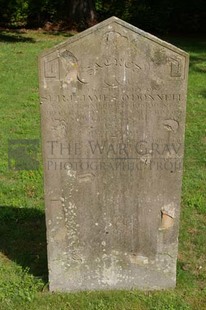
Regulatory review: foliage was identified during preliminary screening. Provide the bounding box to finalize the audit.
[95,0,206,34]
[0,0,206,34]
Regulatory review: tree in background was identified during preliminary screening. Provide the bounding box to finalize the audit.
[67,0,96,29]
[0,0,205,34]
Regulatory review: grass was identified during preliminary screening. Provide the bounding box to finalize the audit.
[0,29,206,309]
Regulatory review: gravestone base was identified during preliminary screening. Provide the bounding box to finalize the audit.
[49,248,178,292]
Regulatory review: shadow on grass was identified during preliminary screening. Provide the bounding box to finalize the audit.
[0,31,35,43]
[162,35,206,53]
[189,55,206,74]
[0,206,47,282]
[42,31,74,38]
[200,90,206,98]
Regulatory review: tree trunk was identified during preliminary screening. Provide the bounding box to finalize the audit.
[68,0,96,29]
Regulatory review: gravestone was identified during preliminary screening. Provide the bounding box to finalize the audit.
[39,17,189,291]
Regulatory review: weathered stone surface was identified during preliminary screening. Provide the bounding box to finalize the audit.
[39,17,189,291]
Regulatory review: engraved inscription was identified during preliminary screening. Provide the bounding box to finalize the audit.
[78,56,142,86]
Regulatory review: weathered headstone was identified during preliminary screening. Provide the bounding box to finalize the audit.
[39,17,189,291]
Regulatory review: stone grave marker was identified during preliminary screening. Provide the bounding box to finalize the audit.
[39,17,189,291]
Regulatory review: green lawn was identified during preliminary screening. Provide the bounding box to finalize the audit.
[0,29,206,310]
